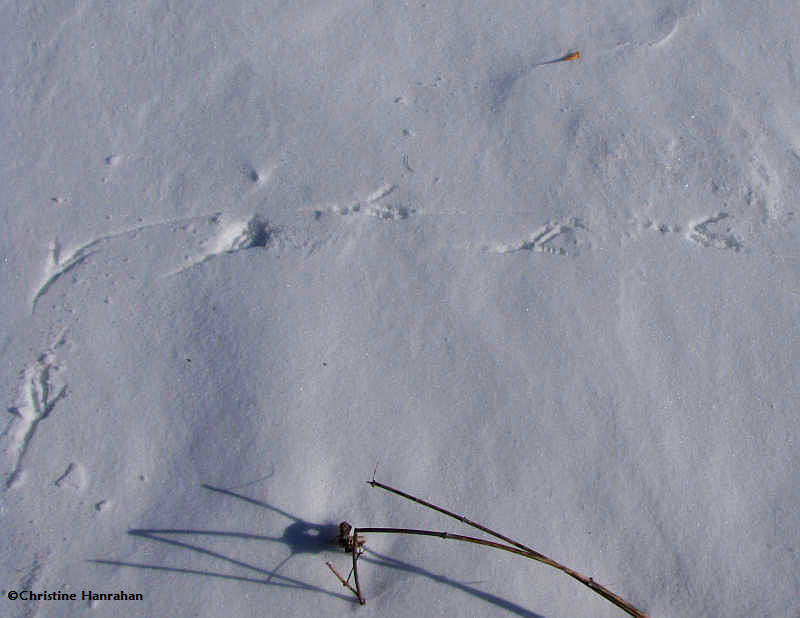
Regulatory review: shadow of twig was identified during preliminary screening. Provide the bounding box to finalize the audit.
[92,527,349,601]
[352,548,547,618]
[91,483,348,602]
[92,483,551,615]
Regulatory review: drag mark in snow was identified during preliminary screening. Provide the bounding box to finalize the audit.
[606,5,681,55]
[489,218,586,256]
[32,239,102,311]
[54,462,86,489]
[649,8,680,47]
[366,183,397,203]
[54,462,77,487]
[638,6,681,48]
[165,215,277,277]
[17,555,45,618]
[31,212,223,311]
[4,342,67,490]
[34,183,410,300]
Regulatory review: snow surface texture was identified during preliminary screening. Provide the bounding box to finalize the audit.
[2,1,799,616]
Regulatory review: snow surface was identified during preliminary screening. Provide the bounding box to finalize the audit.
[2,1,799,617]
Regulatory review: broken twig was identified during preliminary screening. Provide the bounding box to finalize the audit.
[328,476,648,617]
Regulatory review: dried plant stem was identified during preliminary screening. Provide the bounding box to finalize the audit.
[332,477,648,618]
[325,561,359,598]
[351,529,364,604]
[367,479,648,617]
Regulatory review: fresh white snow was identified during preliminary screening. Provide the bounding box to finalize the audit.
[2,1,799,616]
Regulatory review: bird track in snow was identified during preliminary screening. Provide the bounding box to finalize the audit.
[631,212,745,252]
[487,219,587,256]
[32,212,223,310]
[54,461,86,489]
[4,338,67,490]
[32,182,404,308]
[31,212,291,306]
[686,212,744,252]
[31,177,770,316]
[163,214,278,277]
[310,183,416,220]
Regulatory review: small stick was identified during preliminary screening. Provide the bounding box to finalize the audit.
[356,526,558,560]
[330,477,648,617]
[351,526,364,604]
[368,478,554,563]
[368,478,647,617]
[325,561,360,598]
[332,522,365,603]
[369,478,647,617]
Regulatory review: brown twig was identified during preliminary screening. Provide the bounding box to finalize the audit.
[351,525,364,604]
[325,561,359,598]
[368,478,648,617]
[329,477,648,618]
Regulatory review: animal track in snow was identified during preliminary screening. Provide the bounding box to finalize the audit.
[31,212,223,310]
[686,212,743,251]
[17,554,45,612]
[32,239,102,310]
[629,213,746,252]
[614,6,681,51]
[224,216,274,250]
[32,211,285,301]
[29,177,768,322]
[363,202,415,220]
[631,217,683,236]
[490,218,586,256]
[31,183,414,305]
[165,215,277,276]
[311,183,415,220]
[4,341,67,489]
[54,462,86,489]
